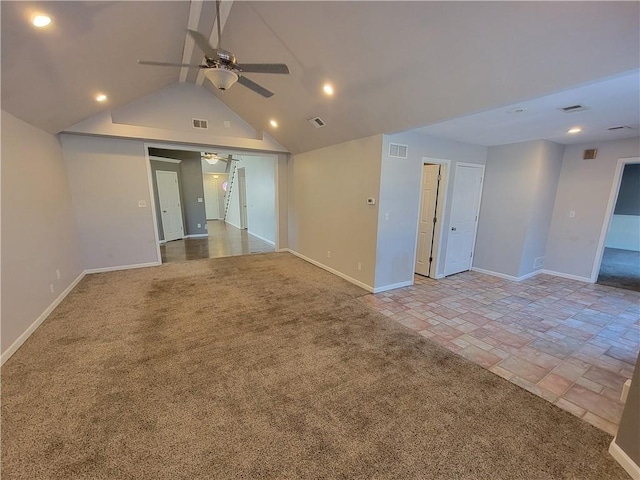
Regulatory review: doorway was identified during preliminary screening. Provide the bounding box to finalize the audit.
[415,161,448,278]
[156,170,185,242]
[444,163,485,277]
[593,158,640,291]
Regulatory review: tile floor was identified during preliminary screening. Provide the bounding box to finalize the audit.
[362,271,640,435]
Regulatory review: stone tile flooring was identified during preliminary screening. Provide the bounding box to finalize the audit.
[361,271,640,435]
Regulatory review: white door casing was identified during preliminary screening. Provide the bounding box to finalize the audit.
[156,170,184,242]
[415,164,441,276]
[444,164,484,276]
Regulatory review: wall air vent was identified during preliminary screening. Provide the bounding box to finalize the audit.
[560,104,589,113]
[389,143,408,159]
[583,149,598,160]
[192,118,208,129]
[307,117,326,128]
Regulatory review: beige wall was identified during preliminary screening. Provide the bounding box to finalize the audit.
[288,135,383,289]
[1,111,83,355]
[60,134,159,270]
[545,137,640,279]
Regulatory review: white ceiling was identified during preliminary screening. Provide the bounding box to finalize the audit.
[2,1,639,154]
[412,70,640,146]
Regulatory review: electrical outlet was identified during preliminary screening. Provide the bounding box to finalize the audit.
[197,223,202,228]
[357,262,362,271]
[138,200,147,208]
[50,284,54,294]
[569,210,576,218]
[198,198,203,203]
[56,269,61,280]
[384,212,390,221]
[327,251,331,258]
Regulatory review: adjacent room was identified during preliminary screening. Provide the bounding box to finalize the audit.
[2,1,639,479]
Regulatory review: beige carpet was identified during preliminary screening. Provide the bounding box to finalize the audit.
[1,253,628,479]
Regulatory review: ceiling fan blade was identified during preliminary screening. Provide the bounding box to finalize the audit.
[237,76,274,98]
[187,29,218,58]
[138,60,205,68]
[237,63,290,75]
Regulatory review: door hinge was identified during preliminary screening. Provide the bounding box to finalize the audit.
[475,215,478,221]
[429,257,433,263]
[470,251,473,258]
[433,217,437,224]
[437,174,441,181]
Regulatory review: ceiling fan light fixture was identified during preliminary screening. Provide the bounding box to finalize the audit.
[32,14,51,28]
[205,68,239,91]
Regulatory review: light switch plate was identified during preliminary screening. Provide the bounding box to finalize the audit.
[198,198,203,203]
[138,200,147,208]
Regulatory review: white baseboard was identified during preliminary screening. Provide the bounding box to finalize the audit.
[1,271,86,366]
[84,261,161,274]
[610,437,640,480]
[225,220,241,230]
[184,234,208,239]
[248,231,276,246]
[284,249,374,292]
[540,269,592,283]
[373,281,413,293]
[471,267,542,282]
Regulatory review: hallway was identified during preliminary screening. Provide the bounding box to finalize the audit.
[160,221,275,263]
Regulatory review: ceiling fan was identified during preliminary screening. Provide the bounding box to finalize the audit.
[202,152,237,173]
[138,1,289,98]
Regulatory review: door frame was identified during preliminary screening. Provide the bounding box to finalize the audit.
[237,167,248,229]
[590,156,640,282]
[412,157,450,279]
[443,162,485,277]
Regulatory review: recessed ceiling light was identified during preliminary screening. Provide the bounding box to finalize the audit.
[32,14,51,28]
[568,127,582,134]
[95,93,108,102]
[269,119,278,128]
[323,84,334,96]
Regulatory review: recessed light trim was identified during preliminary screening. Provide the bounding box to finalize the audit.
[269,119,278,128]
[567,127,582,134]
[95,93,108,102]
[32,14,51,28]
[323,84,334,96]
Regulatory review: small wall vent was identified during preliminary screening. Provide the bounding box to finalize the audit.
[389,143,408,159]
[307,117,326,128]
[560,104,589,113]
[192,118,208,129]
[583,149,598,160]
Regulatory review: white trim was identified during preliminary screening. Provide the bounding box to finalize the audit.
[225,219,241,230]
[144,145,163,264]
[471,267,542,282]
[373,281,413,293]
[84,261,161,274]
[610,438,640,480]
[416,157,451,279]
[541,269,592,283]
[591,156,640,282]
[284,249,374,292]
[184,234,208,239]
[1,271,86,365]
[248,231,276,246]
[149,156,182,164]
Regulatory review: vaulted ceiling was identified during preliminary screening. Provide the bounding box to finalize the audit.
[2,1,639,154]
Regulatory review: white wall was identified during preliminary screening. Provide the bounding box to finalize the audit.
[376,132,487,288]
[545,137,640,279]
[474,140,563,278]
[1,111,84,356]
[225,155,277,245]
[288,135,383,289]
[60,135,159,270]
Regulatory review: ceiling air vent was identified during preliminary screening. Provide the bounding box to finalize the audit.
[583,149,598,160]
[560,104,589,113]
[307,117,326,128]
[192,118,208,129]
[607,125,632,131]
[389,143,408,159]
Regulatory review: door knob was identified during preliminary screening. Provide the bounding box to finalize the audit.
[451,227,457,231]
[163,210,167,213]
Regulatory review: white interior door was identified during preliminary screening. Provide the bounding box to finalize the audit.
[238,168,248,230]
[156,170,184,242]
[415,164,441,275]
[444,164,484,276]
[203,174,220,220]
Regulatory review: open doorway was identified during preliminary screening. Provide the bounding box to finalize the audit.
[147,146,278,263]
[414,158,449,278]
[594,158,640,291]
